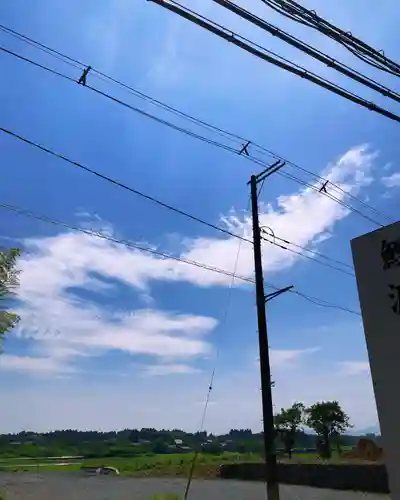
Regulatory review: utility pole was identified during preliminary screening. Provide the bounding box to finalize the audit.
[249,160,287,500]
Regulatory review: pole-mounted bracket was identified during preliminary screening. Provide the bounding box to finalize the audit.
[265,285,294,302]
[319,180,329,193]
[239,140,251,156]
[248,160,286,185]
[78,65,92,86]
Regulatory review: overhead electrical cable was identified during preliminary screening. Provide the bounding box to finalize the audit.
[262,229,354,270]
[0,29,394,225]
[292,290,360,316]
[213,0,400,105]
[0,201,361,316]
[0,48,390,229]
[0,125,360,278]
[183,196,250,500]
[260,0,400,77]
[0,126,252,245]
[248,153,386,227]
[261,234,355,277]
[147,0,400,124]
[0,202,253,285]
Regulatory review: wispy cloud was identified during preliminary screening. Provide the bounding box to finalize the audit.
[338,361,370,376]
[270,347,320,368]
[144,363,201,376]
[381,172,400,188]
[10,145,376,376]
[0,354,76,375]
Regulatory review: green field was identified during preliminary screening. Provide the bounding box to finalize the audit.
[0,448,362,478]
[0,452,261,477]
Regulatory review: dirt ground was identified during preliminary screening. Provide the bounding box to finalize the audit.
[0,473,389,500]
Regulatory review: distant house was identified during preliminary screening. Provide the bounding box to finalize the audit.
[174,439,183,446]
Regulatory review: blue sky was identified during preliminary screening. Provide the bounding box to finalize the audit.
[0,0,399,434]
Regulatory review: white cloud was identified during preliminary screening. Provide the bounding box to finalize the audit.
[339,361,370,376]
[0,354,76,375]
[253,347,320,371]
[144,364,201,376]
[382,172,400,188]
[178,144,375,285]
[270,347,320,368]
[16,304,217,364]
[9,145,375,378]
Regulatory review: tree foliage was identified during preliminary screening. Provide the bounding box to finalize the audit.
[0,421,365,460]
[274,402,304,459]
[304,400,351,458]
[0,248,21,341]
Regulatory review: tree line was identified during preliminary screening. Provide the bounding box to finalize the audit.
[0,249,374,461]
[0,418,367,459]
[274,401,351,459]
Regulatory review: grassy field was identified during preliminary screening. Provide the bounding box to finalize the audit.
[0,448,363,478]
[0,452,262,477]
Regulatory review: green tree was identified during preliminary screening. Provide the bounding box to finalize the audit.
[274,402,304,459]
[152,439,168,454]
[0,248,21,344]
[304,401,351,459]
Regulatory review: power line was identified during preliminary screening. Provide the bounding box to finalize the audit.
[0,201,361,316]
[0,23,84,71]
[262,228,354,270]
[0,46,239,154]
[260,0,400,78]
[0,23,246,146]
[148,0,400,124]
[1,46,389,229]
[261,234,355,277]
[214,0,400,105]
[250,154,387,227]
[0,35,394,226]
[0,49,387,230]
[0,127,359,278]
[183,196,249,500]
[0,125,362,279]
[274,158,394,224]
[292,290,360,316]
[0,126,252,245]
[0,202,253,284]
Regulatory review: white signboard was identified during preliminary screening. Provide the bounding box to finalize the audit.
[351,221,400,499]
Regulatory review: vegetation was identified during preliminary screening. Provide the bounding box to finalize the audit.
[0,400,371,471]
[0,248,21,345]
[304,401,352,459]
[0,452,259,478]
[0,249,376,483]
[274,402,304,459]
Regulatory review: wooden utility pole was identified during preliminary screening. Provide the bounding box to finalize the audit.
[250,172,280,500]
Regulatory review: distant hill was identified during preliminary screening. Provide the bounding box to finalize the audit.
[356,425,381,436]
